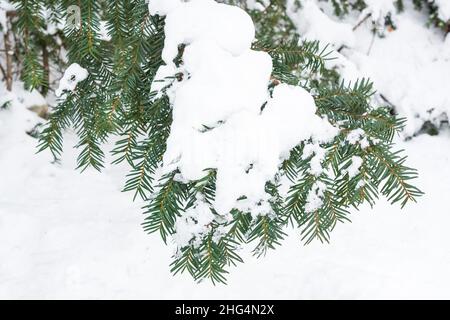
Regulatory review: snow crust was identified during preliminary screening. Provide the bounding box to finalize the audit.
[150,0,337,218]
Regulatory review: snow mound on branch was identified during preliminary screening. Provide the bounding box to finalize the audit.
[150,0,255,64]
[55,63,88,97]
[150,0,337,216]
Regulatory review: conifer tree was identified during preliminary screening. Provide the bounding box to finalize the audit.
[6,0,424,284]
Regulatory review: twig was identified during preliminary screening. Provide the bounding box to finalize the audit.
[353,13,372,31]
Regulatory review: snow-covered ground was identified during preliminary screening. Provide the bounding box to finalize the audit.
[0,91,450,299]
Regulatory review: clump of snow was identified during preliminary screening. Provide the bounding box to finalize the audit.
[150,64,178,98]
[348,10,450,136]
[433,0,450,21]
[284,1,450,137]
[346,129,370,149]
[346,156,363,178]
[151,0,255,65]
[55,63,89,97]
[2,0,450,300]
[302,143,328,176]
[325,51,361,83]
[287,0,355,48]
[150,0,338,218]
[305,181,326,213]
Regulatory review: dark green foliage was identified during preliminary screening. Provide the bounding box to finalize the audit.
[327,0,449,33]
[143,172,189,243]
[30,0,423,284]
[12,0,46,90]
[0,99,11,110]
[253,36,333,84]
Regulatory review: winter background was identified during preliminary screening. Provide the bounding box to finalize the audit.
[1,0,450,299]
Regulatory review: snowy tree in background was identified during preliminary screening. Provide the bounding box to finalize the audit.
[4,0,426,284]
[0,0,66,95]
